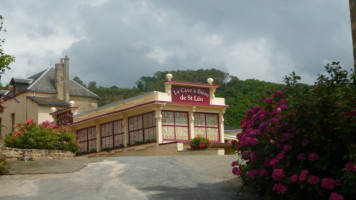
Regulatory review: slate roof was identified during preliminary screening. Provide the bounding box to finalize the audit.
[27,96,70,106]
[6,67,99,99]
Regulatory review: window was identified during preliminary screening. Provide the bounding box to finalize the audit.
[101,119,124,149]
[77,126,97,153]
[128,112,156,145]
[162,111,189,141]
[194,113,219,142]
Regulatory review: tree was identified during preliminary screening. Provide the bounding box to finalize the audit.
[87,81,97,91]
[0,15,15,80]
[73,76,86,88]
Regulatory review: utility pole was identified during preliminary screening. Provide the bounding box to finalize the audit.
[349,0,356,71]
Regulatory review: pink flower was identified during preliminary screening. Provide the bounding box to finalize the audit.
[272,183,287,194]
[242,150,249,160]
[345,162,353,172]
[301,139,308,147]
[259,169,268,177]
[272,168,284,181]
[232,167,238,175]
[264,158,271,167]
[329,192,344,200]
[26,119,33,124]
[297,153,306,161]
[272,90,284,98]
[321,178,335,190]
[231,140,237,145]
[264,97,272,104]
[279,99,288,105]
[248,129,260,137]
[269,139,276,145]
[251,151,259,163]
[280,104,288,110]
[276,152,285,160]
[308,176,319,185]
[299,170,309,182]
[282,144,292,153]
[269,158,280,167]
[300,170,309,176]
[308,153,319,162]
[63,141,67,144]
[290,174,299,183]
[247,170,258,178]
[252,106,261,113]
[246,109,254,116]
[231,161,237,167]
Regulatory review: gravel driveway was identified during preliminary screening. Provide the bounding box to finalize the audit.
[0,155,258,200]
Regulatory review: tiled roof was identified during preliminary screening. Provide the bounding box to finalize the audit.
[5,67,99,99]
[69,80,100,99]
[27,96,69,106]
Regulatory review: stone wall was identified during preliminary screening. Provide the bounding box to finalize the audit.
[0,147,74,161]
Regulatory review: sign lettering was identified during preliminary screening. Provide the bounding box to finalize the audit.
[56,111,73,126]
[172,85,210,105]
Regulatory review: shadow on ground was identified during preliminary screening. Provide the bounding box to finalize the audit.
[141,180,259,200]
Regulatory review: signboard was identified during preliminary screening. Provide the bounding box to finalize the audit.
[172,85,210,105]
[56,111,73,126]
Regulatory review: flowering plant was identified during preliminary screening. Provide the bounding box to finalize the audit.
[0,154,9,175]
[4,119,79,152]
[0,99,6,114]
[190,135,211,150]
[232,63,356,200]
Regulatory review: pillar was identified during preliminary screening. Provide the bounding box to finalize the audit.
[189,106,196,139]
[95,120,101,152]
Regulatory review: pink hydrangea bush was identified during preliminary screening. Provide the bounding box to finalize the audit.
[4,120,79,152]
[231,63,356,199]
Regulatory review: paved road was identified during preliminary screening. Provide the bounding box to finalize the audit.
[0,155,257,200]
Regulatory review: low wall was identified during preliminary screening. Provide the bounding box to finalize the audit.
[0,147,75,161]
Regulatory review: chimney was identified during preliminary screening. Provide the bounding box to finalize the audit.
[63,56,70,102]
[55,56,70,102]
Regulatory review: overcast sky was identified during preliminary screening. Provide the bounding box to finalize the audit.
[0,0,353,88]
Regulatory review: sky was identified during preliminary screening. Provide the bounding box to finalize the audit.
[0,0,353,88]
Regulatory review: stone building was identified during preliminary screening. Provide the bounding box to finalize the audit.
[0,56,99,139]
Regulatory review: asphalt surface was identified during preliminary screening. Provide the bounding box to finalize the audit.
[0,155,258,200]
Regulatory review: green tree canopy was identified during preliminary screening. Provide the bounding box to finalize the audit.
[0,15,15,80]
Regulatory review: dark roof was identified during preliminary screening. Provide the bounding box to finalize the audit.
[27,96,70,106]
[69,80,100,99]
[27,68,56,93]
[10,78,33,84]
[5,67,99,100]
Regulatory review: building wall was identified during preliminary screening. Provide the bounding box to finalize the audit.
[0,94,29,137]
[71,84,227,153]
[69,96,98,114]
[0,91,97,139]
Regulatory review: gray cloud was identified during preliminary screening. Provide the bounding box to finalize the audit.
[1,0,353,88]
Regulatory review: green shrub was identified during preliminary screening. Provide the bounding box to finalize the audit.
[232,63,356,200]
[190,135,211,150]
[4,120,79,153]
[0,154,9,175]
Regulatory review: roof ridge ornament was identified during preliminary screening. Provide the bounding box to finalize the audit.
[207,78,213,85]
[166,73,173,81]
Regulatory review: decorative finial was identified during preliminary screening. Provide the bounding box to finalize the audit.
[51,107,57,112]
[207,78,213,85]
[69,101,75,107]
[166,73,173,81]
